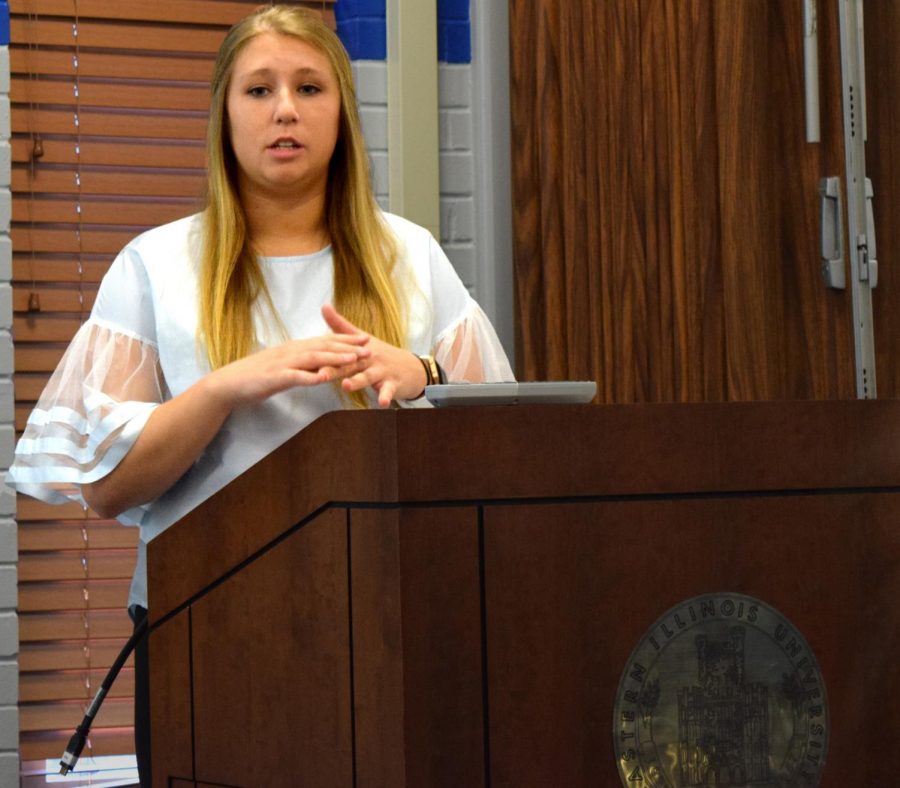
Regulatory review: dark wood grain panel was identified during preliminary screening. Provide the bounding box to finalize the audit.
[149,610,193,787]
[507,0,549,378]
[188,507,352,788]
[712,1,852,400]
[598,2,649,402]
[393,506,484,788]
[483,493,900,786]
[509,0,856,401]
[348,506,487,788]
[712,1,782,400]
[395,401,900,502]
[348,508,407,788]
[643,1,726,401]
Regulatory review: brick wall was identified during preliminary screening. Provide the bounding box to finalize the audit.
[0,0,19,781]
[351,58,477,291]
[337,0,505,316]
[438,62,477,291]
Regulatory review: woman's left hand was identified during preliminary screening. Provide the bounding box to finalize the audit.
[321,304,426,407]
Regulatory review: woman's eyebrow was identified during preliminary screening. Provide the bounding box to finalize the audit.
[238,66,327,79]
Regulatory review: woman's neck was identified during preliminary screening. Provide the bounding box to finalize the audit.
[241,187,331,257]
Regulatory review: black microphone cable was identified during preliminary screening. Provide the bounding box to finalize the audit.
[59,614,149,775]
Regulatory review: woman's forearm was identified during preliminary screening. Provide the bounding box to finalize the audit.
[81,374,233,518]
[80,333,372,518]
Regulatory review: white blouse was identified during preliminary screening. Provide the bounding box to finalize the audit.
[8,212,514,607]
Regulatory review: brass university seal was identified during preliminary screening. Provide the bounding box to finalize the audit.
[614,594,828,787]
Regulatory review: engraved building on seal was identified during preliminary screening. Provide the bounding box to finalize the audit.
[614,593,828,788]
[677,629,769,785]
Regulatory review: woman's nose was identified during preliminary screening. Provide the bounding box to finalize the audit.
[274,88,299,123]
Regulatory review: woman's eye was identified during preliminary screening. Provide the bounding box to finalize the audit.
[247,86,269,97]
[298,84,321,96]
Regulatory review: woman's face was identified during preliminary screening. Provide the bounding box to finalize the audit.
[225,31,341,200]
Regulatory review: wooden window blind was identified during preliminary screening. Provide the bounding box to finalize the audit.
[11,0,336,773]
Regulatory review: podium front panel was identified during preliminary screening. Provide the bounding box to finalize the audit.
[482,493,899,787]
[350,506,485,788]
[147,403,900,787]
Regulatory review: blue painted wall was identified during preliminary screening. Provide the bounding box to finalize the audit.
[335,0,386,60]
[0,2,9,46]
[335,0,471,63]
[437,0,470,64]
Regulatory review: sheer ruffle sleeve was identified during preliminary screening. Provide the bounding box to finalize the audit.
[433,302,514,383]
[387,215,515,399]
[8,318,167,523]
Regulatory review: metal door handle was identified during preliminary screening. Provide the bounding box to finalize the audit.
[820,176,845,289]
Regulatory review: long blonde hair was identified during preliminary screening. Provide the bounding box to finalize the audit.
[199,5,404,402]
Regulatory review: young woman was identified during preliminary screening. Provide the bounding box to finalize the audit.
[8,5,512,784]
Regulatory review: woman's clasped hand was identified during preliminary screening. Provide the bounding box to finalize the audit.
[205,304,427,409]
[204,317,371,405]
[321,304,428,406]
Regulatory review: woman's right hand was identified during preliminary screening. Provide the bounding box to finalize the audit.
[205,332,372,407]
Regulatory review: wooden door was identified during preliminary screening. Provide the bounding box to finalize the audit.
[509,0,856,402]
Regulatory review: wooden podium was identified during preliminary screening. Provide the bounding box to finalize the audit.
[147,402,900,787]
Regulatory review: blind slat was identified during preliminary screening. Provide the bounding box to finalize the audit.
[14,374,53,401]
[18,520,137,548]
[20,667,134,702]
[15,197,195,228]
[11,48,216,82]
[20,697,134,732]
[10,19,228,53]
[13,347,66,373]
[13,374,50,402]
[13,257,118,283]
[20,725,136,762]
[13,108,208,140]
[16,405,33,431]
[15,499,97,523]
[14,316,86,343]
[12,137,206,169]
[13,166,205,196]
[20,580,134,612]
[21,640,134,673]
[12,227,147,254]
[20,609,133,642]
[12,77,211,112]
[19,550,139,582]
[9,0,334,25]
[12,287,97,313]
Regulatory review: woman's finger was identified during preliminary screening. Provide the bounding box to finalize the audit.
[376,379,396,408]
[319,357,370,381]
[340,366,378,392]
[321,304,363,336]
[290,350,352,368]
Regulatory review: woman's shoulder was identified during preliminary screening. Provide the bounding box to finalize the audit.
[380,211,435,245]
[93,213,204,339]
[126,212,202,256]
[108,213,203,289]
[379,211,446,277]
[98,214,202,300]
